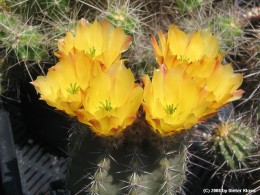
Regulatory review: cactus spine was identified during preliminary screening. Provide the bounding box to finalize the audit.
[5,0,70,20]
[212,16,242,47]
[212,121,256,169]
[0,12,47,62]
[175,0,204,12]
[106,7,139,35]
[68,123,187,195]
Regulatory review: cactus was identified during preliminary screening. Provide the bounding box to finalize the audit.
[5,0,70,20]
[68,122,187,195]
[106,6,139,35]
[211,121,256,170]
[211,16,242,47]
[0,12,47,62]
[175,0,204,12]
[0,0,259,194]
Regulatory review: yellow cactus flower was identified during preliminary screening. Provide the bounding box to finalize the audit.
[151,24,221,69]
[142,66,243,136]
[142,68,209,136]
[147,24,243,136]
[206,63,244,108]
[76,63,143,136]
[32,49,101,115]
[56,19,132,69]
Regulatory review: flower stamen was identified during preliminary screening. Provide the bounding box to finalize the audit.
[164,104,177,115]
[99,100,113,111]
[177,55,190,62]
[66,82,80,94]
[88,46,96,57]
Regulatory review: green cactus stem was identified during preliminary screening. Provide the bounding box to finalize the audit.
[68,123,187,195]
[5,0,70,20]
[212,121,256,170]
[212,16,242,47]
[106,6,139,34]
[175,0,204,12]
[0,12,47,62]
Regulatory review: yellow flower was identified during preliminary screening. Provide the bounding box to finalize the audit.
[32,49,101,115]
[146,24,243,136]
[151,25,221,69]
[142,66,243,136]
[76,63,143,136]
[142,68,209,136]
[206,63,243,108]
[56,19,132,69]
